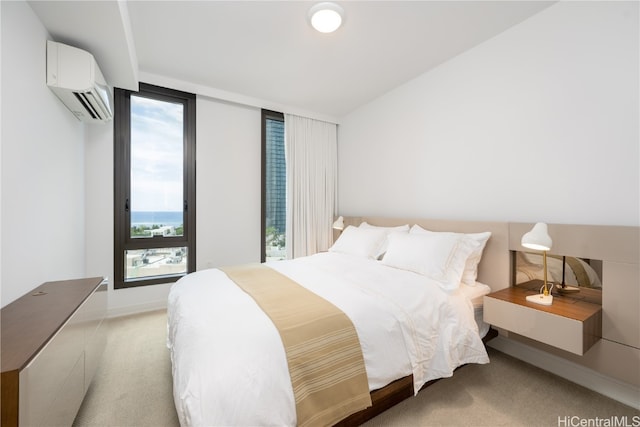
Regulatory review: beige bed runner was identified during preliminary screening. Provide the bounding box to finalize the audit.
[220,264,372,427]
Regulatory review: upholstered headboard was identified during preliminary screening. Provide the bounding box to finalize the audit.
[338,217,510,292]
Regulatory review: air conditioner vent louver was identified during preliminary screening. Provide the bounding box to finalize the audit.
[74,92,99,120]
[46,41,113,123]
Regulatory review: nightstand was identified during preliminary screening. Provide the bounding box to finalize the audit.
[483,283,602,355]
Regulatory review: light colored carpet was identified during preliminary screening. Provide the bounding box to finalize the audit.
[74,309,639,427]
[73,310,179,427]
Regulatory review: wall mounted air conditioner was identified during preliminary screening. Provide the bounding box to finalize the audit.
[46,40,113,123]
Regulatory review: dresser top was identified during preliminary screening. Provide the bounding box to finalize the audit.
[1,277,104,373]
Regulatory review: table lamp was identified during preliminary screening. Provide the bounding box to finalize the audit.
[521,222,554,306]
[332,216,344,231]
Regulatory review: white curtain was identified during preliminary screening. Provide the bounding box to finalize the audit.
[285,114,337,259]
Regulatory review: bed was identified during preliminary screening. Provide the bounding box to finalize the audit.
[167,217,510,426]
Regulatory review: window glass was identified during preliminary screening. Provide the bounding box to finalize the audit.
[130,96,184,239]
[262,111,286,261]
[125,247,188,280]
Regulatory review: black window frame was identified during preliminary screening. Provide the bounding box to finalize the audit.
[114,82,196,289]
[261,109,285,262]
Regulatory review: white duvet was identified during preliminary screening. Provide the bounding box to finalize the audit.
[167,252,489,426]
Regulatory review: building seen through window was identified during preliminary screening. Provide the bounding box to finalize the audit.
[262,110,286,261]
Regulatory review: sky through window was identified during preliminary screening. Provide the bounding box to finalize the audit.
[130,96,183,213]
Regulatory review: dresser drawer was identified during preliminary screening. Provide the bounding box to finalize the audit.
[42,354,85,427]
[85,317,107,392]
[19,311,84,426]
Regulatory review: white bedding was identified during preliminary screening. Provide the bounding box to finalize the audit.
[459,281,492,338]
[167,252,489,426]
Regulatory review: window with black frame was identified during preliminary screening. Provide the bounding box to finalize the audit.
[114,83,196,289]
[261,110,286,262]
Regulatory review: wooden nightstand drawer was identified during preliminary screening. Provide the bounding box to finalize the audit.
[484,287,602,355]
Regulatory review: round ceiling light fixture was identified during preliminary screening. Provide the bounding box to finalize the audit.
[308,2,344,33]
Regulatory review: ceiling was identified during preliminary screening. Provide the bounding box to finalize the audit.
[29,1,554,120]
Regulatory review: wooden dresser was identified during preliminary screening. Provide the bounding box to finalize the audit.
[1,277,107,426]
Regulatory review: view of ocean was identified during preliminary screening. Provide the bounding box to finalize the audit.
[131,211,183,227]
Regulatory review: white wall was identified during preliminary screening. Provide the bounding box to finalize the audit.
[0,1,262,314]
[83,95,262,316]
[11,0,636,314]
[1,1,87,307]
[338,1,639,227]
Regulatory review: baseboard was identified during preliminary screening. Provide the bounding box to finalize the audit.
[488,336,640,410]
[107,298,168,318]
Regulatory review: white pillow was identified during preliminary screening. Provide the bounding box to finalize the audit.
[410,225,491,286]
[359,222,410,259]
[329,225,387,259]
[381,232,480,291]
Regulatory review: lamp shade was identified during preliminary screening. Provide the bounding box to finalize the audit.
[521,222,553,251]
[309,2,344,33]
[332,216,344,230]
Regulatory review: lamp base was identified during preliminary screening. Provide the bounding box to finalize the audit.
[526,293,554,306]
